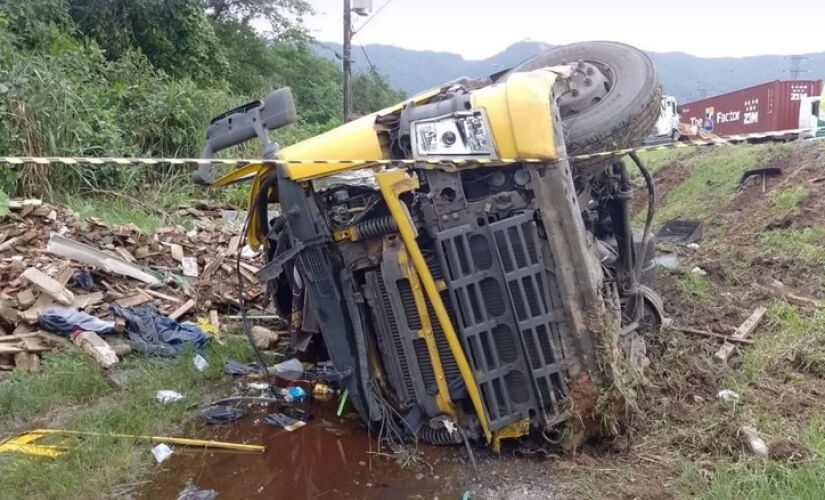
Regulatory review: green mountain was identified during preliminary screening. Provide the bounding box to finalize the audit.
[318,41,825,103]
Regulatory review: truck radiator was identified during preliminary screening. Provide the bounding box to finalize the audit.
[434,212,569,430]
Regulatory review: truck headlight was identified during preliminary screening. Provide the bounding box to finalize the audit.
[411,110,497,160]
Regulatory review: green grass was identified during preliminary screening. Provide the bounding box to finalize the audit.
[676,273,711,297]
[678,417,825,500]
[770,186,809,216]
[654,143,794,225]
[635,148,698,177]
[760,228,825,266]
[0,337,255,499]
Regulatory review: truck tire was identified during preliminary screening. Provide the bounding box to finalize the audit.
[505,41,661,174]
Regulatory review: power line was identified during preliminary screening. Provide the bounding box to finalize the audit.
[352,0,396,37]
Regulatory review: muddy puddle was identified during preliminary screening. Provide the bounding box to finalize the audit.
[141,401,469,499]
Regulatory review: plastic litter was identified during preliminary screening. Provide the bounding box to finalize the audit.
[717,389,741,402]
[156,390,184,404]
[279,386,307,403]
[652,253,680,269]
[741,426,769,458]
[72,269,95,291]
[193,354,208,372]
[152,443,173,463]
[247,382,271,391]
[691,266,708,276]
[201,405,246,425]
[110,304,209,357]
[265,413,306,432]
[176,479,218,500]
[279,406,314,422]
[270,358,303,381]
[224,359,264,376]
[38,308,116,335]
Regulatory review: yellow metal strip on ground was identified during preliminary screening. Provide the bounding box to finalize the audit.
[375,169,492,443]
[25,429,265,452]
[397,248,455,416]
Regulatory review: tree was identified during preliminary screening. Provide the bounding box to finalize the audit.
[203,0,312,40]
[67,0,228,81]
[352,70,406,115]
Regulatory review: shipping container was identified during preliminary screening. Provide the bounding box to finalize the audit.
[679,80,823,137]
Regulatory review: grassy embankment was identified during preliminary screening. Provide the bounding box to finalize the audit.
[571,139,825,499]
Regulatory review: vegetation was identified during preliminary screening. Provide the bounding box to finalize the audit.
[0,338,256,498]
[0,0,405,206]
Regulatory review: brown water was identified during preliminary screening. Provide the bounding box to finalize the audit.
[141,402,460,499]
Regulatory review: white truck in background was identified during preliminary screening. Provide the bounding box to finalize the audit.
[799,81,825,139]
[647,95,680,143]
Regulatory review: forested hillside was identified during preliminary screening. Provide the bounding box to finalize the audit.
[0,0,404,203]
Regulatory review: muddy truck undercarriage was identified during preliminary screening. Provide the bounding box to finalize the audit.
[197,41,664,451]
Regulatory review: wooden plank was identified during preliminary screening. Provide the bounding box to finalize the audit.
[0,236,19,252]
[72,291,105,309]
[714,306,768,363]
[143,288,181,304]
[115,291,151,308]
[115,247,137,263]
[168,299,196,321]
[200,254,225,282]
[227,235,241,256]
[674,327,754,345]
[209,310,220,331]
[21,268,75,306]
[170,244,184,262]
[14,352,40,372]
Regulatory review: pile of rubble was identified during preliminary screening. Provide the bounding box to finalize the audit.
[0,199,271,373]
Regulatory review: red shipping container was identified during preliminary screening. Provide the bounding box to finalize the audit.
[679,80,822,136]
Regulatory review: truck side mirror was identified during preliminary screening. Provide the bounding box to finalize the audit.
[193,88,297,185]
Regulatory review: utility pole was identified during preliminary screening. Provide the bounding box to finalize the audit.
[342,0,353,121]
[786,55,809,80]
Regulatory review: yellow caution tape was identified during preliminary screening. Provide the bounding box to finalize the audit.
[0,127,820,168]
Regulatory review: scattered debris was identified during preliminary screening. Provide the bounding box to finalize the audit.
[737,167,782,191]
[279,386,307,403]
[0,428,264,458]
[759,277,823,309]
[672,326,754,345]
[716,389,741,402]
[270,357,303,380]
[73,330,119,369]
[251,325,280,349]
[265,413,306,432]
[193,354,208,372]
[686,242,700,250]
[156,390,184,404]
[47,233,160,285]
[21,267,75,305]
[690,266,707,275]
[201,405,246,425]
[740,426,769,459]
[152,443,174,463]
[38,308,116,335]
[656,219,703,244]
[111,304,209,357]
[714,306,768,363]
[176,479,218,500]
[652,253,679,269]
[224,359,264,376]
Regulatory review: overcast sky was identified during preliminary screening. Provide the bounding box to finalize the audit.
[303,0,824,59]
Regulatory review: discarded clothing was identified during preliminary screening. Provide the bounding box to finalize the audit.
[265,413,306,432]
[38,308,116,335]
[110,304,209,357]
[72,269,95,292]
[201,405,246,425]
[224,359,264,376]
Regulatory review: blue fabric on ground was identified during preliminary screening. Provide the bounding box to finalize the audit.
[38,308,116,335]
[109,303,209,357]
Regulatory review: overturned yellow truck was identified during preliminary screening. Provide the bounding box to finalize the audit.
[196,41,664,451]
